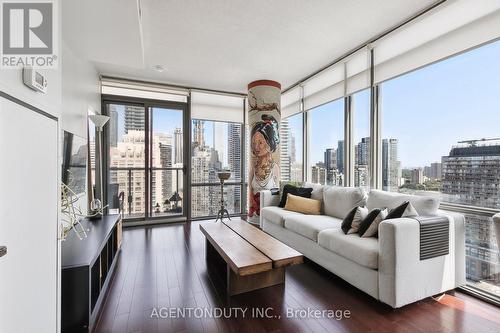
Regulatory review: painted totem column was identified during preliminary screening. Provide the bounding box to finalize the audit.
[247,80,281,224]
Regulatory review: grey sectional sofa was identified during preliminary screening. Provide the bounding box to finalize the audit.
[259,184,466,308]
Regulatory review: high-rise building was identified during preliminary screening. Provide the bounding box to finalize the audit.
[109,130,146,214]
[151,134,173,211]
[430,162,442,180]
[311,165,327,185]
[174,127,183,164]
[108,106,119,147]
[228,123,242,211]
[355,137,370,188]
[411,168,423,185]
[324,148,337,185]
[213,122,225,166]
[356,137,370,166]
[382,138,401,191]
[337,140,344,174]
[442,142,500,207]
[193,120,205,148]
[442,141,500,284]
[124,105,145,133]
[280,118,291,182]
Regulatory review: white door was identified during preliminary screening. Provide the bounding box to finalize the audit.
[0,96,59,333]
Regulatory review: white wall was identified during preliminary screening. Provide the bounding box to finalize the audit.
[61,41,100,137]
[0,64,62,120]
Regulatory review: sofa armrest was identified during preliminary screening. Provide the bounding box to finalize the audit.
[378,214,464,308]
[259,190,280,228]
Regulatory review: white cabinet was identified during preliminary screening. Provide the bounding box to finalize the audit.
[0,95,59,333]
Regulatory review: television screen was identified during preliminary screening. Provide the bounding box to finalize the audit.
[62,131,88,196]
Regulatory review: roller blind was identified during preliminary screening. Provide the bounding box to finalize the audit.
[374,0,500,83]
[301,47,370,111]
[101,78,189,103]
[345,47,370,95]
[191,91,244,123]
[281,86,302,118]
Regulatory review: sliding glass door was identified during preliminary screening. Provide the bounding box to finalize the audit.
[103,98,188,223]
[149,107,185,218]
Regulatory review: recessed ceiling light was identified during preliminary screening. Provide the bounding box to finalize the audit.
[153,65,165,72]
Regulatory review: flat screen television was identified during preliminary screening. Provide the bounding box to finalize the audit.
[62,131,88,199]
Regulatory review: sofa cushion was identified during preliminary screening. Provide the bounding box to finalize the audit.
[284,215,342,242]
[284,194,322,215]
[261,206,303,227]
[367,189,439,216]
[318,229,379,269]
[305,182,325,213]
[323,186,367,219]
[278,184,313,208]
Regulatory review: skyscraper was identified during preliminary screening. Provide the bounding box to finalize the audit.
[193,120,205,148]
[337,140,344,174]
[430,162,442,180]
[108,106,119,147]
[442,142,500,207]
[174,127,183,164]
[228,123,242,211]
[213,122,225,166]
[382,138,401,191]
[442,141,500,284]
[356,137,370,166]
[124,105,145,133]
[410,168,423,185]
[324,148,337,185]
[280,118,291,181]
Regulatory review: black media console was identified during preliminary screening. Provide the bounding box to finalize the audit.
[61,214,122,332]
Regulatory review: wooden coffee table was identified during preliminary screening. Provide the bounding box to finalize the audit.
[200,219,303,296]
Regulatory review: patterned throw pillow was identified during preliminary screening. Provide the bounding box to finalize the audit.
[386,201,419,219]
[344,206,369,234]
[359,208,388,238]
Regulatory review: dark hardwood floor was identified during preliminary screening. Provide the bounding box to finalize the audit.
[94,219,500,333]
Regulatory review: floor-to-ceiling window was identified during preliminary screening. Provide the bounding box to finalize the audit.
[107,103,147,219]
[190,120,243,218]
[281,112,303,183]
[379,40,500,298]
[103,97,188,222]
[307,99,344,185]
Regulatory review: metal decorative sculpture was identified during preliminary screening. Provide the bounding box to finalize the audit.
[60,183,106,240]
[247,80,281,224]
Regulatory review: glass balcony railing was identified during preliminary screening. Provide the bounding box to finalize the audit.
[108,167,184,219]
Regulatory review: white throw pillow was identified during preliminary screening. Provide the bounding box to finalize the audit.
[402,202,419,217]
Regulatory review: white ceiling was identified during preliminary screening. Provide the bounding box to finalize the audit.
[62,0,439,93]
